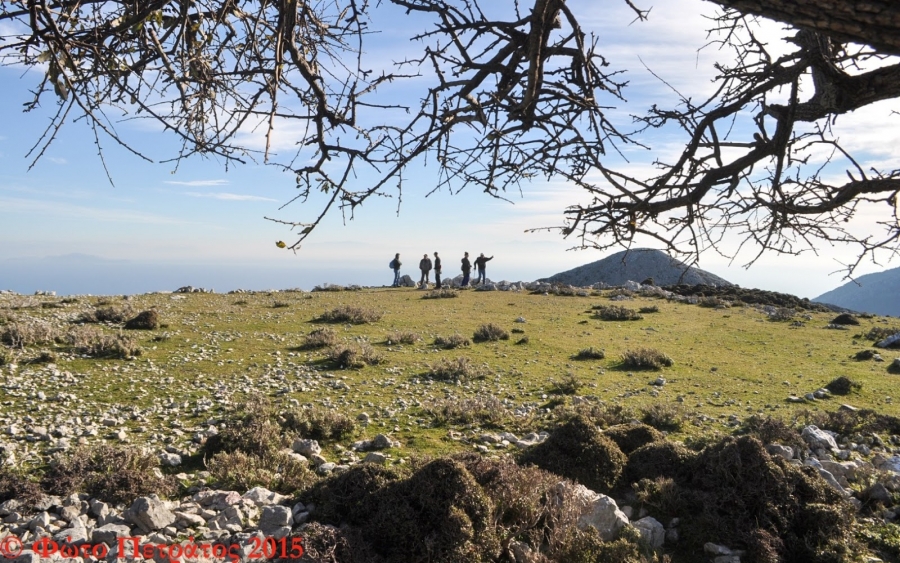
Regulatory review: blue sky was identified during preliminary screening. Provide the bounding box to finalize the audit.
[1,0,898,297]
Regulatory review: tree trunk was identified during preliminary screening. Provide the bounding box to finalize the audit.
[709,0,900,55]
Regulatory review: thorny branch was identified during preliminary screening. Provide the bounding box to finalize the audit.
[0,1,898,275]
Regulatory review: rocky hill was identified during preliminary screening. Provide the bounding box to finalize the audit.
[539,248,731,287]
[814,265,900,316]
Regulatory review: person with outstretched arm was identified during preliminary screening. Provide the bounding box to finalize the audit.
[474,253,493,285]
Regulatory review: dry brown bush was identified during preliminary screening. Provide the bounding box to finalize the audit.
[0,319,61,348]
[206,450,316,495]
[424,395,510,428]
[42,445,176,505]
[434,333,470,349]
[473,323,509,342]
[317,306,382,324]
[385,330,419,345]
[124,310,159,330]
[299,327,339,349]
[67,326,140,358]
[326,342,382,369]
[620,348,673,370]
[426,357,485,383]
[282,406,358,442]
[592,305,643,321]
[78,303,135,324]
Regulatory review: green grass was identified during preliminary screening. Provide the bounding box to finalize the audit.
[1,288,899,465]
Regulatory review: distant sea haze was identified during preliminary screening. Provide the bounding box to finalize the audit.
[0,255,377,295]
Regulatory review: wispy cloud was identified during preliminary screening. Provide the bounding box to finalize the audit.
[165,179,230,187]
[0,196,189,225]
[47,157,67,165]
[185,191,278,202]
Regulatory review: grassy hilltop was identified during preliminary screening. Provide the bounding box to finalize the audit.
[2,286,900,562]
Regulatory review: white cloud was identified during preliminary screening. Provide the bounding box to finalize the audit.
[0,196,190,225]
[185,192,278,202]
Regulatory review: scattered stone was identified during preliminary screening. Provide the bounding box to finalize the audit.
[632,516,665,548]
[559,482,629,541]
[801,425,839,452]
[123,495,177,533]
[292,438,321,457]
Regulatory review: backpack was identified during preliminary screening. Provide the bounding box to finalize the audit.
[389,260,394,269]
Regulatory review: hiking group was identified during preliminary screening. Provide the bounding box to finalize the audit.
[389,252,493,289]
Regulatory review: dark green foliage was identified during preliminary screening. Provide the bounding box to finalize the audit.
[518,415,627,494]
[42,445,176,505]
[625,442,696,484]
[593,305,642,321]
[604,423,664,455]
[124,310,159,329]
[620,348,673,370]
[634,436,858,561]
[573,346,605,360]
[515,336,529,345]
[304,459,498,563]
[739,415,805,452]
[825,376,862,395]
[473,323,509,342]
[831,313,859,325]
[854,349,876,361]
[638,305,660,314]
[282,406,358,442]
[858,522,900,562]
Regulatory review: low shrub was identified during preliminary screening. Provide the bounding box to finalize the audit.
[326,343,382,369]
[473,323,509,342]
[202,400,285,458]
[620,348,673,370]
[515,336,530,345]
[518,415,627,495]
[422,289,459,299]
[124,310,159,330]
[0,466,43,506]
[739,415,805,452]
[0,320,61,348]
[604,423,665,455]
[800,409,900,437]
[826,376,862,396]
[434,333,470,349]
[426,356,485,383]
[282,406,358,442]
[385,331,419,345]
[550,373,583,395]
[42,445,176,505]
[573,347,605,360]
[24,350,56,364]
[698,296,728,308]
[831,313,860,325]
[312,284,346,292]
[78,304,134,324]
[854,349,876,361]
[271,301,290,308]
[206,450,316,495]
[424,395,510,427]
[300,327,339,350]
[592,305,643,321]
[511,327,525,334]
[625,442,696,484]
[317,306,382,324]
[863,326,900,342]
[639,305,660,314]
[67,326,140,358]
[569,402,636,429]
[640,403,684,431]
[768,307,796,321]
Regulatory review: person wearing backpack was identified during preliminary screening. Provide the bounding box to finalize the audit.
[389,253,402,287]
[434,252,443,289]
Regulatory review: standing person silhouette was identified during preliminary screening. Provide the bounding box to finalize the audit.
[474,253,493,285]
[433,252,442,289]
[460,252,472,287]
[390,253,402,287]
[418,253,433,289]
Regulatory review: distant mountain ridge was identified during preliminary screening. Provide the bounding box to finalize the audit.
[539,249,731,287]
[813,266,900,316]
